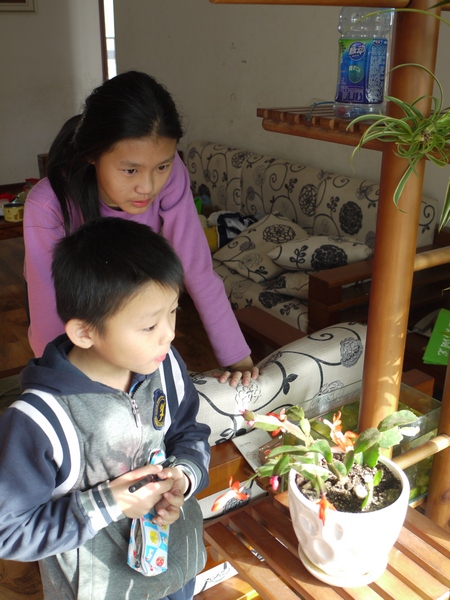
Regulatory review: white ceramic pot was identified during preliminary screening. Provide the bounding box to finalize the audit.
[288,456,410,587]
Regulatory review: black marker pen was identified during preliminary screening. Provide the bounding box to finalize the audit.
[128,455,177,493]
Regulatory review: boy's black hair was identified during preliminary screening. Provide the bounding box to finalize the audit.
[52,217,184,333]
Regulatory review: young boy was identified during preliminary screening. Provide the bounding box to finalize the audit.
[0,217,210,600]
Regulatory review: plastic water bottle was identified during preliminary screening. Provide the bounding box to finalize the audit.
[334,7,393,119]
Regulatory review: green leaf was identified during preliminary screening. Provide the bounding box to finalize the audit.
[309,439,333,463]
[353,428,382,454]
[378,410,417,431]
[393,161,421,209]
[250,420,283,433]
[273,454,290,476]
[430,1,450,12]
[256,463,278,478]
[333,460,348,478]
[439,178,450,230]
[299,417,311,437]
[363,444,380,468]
[286,406,305,422]
[361,480,373,509]
[373,469,383,487]
[343,449,355,473]
[293,463,331,480]
[266,445,308,459]
[378,428,403,449]
[354,452,363,465]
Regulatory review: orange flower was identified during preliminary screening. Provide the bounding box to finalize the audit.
[266,412,283,437]
[211,477,250,512]
[316,492,337,525]
[324,411,358,452]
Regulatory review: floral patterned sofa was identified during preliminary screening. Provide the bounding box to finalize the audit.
[191,321,367,446]
[186,140,439,334]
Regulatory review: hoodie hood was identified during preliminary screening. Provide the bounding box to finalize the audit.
[19,334,130,397]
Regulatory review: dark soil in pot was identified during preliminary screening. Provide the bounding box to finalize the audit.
[295,459,402,513]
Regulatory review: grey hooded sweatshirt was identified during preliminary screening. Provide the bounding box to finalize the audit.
[0,335,210,599]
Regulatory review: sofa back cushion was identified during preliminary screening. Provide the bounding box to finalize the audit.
[186,141,438,249]
[239,154,437,249]
[186,140,259,213]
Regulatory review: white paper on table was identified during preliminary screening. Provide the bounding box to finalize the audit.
[231,428,272,471]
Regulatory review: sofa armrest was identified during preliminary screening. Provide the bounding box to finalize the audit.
[308,244,450,333]
[308,261,373,332]
[191,322,367,448]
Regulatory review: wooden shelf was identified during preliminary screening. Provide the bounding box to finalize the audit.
[257,104,384,150]
[257,104,450,158]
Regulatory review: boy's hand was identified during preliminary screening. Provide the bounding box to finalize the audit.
[152,467,187,526]
[110,464,174,519]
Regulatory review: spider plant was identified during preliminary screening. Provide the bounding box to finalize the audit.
[348,7,450,230]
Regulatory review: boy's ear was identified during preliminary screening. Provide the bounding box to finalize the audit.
[65,319,95,349]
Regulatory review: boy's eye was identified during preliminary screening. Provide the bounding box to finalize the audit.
[144,324,156,332]
[124,169,137,175]
[158,164,170,172]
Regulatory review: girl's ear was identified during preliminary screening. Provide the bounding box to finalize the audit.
[65,319,95,349]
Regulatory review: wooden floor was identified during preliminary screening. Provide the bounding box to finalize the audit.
[0,237,33,375]
[0,236,218,376]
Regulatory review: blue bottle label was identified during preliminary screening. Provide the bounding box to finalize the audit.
[335,38,388,105]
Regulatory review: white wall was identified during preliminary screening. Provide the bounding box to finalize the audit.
[0,0,103,184]
[114,0,450,214]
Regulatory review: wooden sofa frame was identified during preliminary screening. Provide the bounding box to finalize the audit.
[308,226,450,333]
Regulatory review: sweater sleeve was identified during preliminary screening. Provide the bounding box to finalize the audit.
[161,348,211,497]
[160,154,251,367]
[23,179,70,357]
[0,407,121,562]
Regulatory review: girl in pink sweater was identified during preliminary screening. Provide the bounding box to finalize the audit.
[24,71,258,386]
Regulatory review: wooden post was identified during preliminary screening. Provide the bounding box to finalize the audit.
[426,364,450,529]
[358,0,441,432]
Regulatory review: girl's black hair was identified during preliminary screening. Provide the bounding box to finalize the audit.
[47,71,184,234]
[52,217,184,333]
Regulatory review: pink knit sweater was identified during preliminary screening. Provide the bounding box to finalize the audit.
[23,152,250,366]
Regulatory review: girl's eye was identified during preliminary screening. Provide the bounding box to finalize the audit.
[171,305,180,315]
[158,164,170,172]
[144,324,156,332]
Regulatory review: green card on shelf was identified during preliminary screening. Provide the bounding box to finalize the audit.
[423,308,450,366]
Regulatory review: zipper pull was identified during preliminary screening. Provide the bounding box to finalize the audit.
[130,397,142,428]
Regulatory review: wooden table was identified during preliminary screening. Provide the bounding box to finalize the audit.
[204,493,450,600]
[0,217,23,240]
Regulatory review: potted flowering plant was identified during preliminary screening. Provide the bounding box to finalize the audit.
[212,405,419,587]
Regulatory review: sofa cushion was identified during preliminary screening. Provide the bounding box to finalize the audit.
[213,259,309,332]
[262,271,310,299]
[268,235,372,271]
[213,213,307,283]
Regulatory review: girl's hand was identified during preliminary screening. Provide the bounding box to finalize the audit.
[213,356,259,387]
[109,464,174,519]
